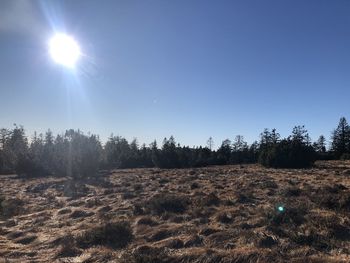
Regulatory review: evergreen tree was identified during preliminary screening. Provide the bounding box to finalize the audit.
[9,125,29,175]
[217,139,231,164]
[259,126,315,168]
[249,141,259,163]
[290,125,310,144]
[331,117,350,158]
[0,128,11,173]
[260,128,271,147]
[271,128,280,144]
[313,135,326,153]
[231,135,248,164]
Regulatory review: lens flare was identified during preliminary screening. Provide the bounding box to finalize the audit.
[49,33,81,68]
[278,206,285,212]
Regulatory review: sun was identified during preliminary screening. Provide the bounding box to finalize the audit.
[49,33,81,68]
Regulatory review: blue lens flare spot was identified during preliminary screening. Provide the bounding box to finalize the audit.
[278,206,285,212]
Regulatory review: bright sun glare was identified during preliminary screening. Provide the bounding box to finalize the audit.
[49,33,81,68]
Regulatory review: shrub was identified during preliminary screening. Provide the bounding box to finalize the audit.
[76,221,133,249]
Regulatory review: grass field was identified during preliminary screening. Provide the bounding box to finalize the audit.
[1,161,350,262]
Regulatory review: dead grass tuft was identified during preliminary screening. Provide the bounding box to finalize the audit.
[146,193,189,214]
[216,211,233,224]
[136,216,158,226]
[76,221,133,249]
[0,198,23,218]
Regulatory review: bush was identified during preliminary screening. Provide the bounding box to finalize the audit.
[76,221,133,249]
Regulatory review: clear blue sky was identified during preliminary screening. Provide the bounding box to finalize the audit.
[0,0,349,147]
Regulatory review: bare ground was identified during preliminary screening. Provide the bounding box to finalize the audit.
[1,161,350,262]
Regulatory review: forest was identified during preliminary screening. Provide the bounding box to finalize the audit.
[0,117,349,177]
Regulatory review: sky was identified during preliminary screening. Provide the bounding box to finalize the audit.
[0,0,350,148]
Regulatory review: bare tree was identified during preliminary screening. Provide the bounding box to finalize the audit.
[207,137,214,150]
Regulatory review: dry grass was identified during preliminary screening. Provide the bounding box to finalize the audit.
[0,161,350,262]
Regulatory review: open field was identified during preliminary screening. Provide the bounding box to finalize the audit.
[1,161,350,262]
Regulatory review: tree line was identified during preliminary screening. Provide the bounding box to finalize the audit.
[0,117,349,177]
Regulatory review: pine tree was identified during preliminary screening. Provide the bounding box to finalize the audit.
[331,117,350,158]
[217,139,231,164]
[313,135,326,153]
[290,125,309,144]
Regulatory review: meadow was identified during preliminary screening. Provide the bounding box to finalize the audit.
[1,161,350,262]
